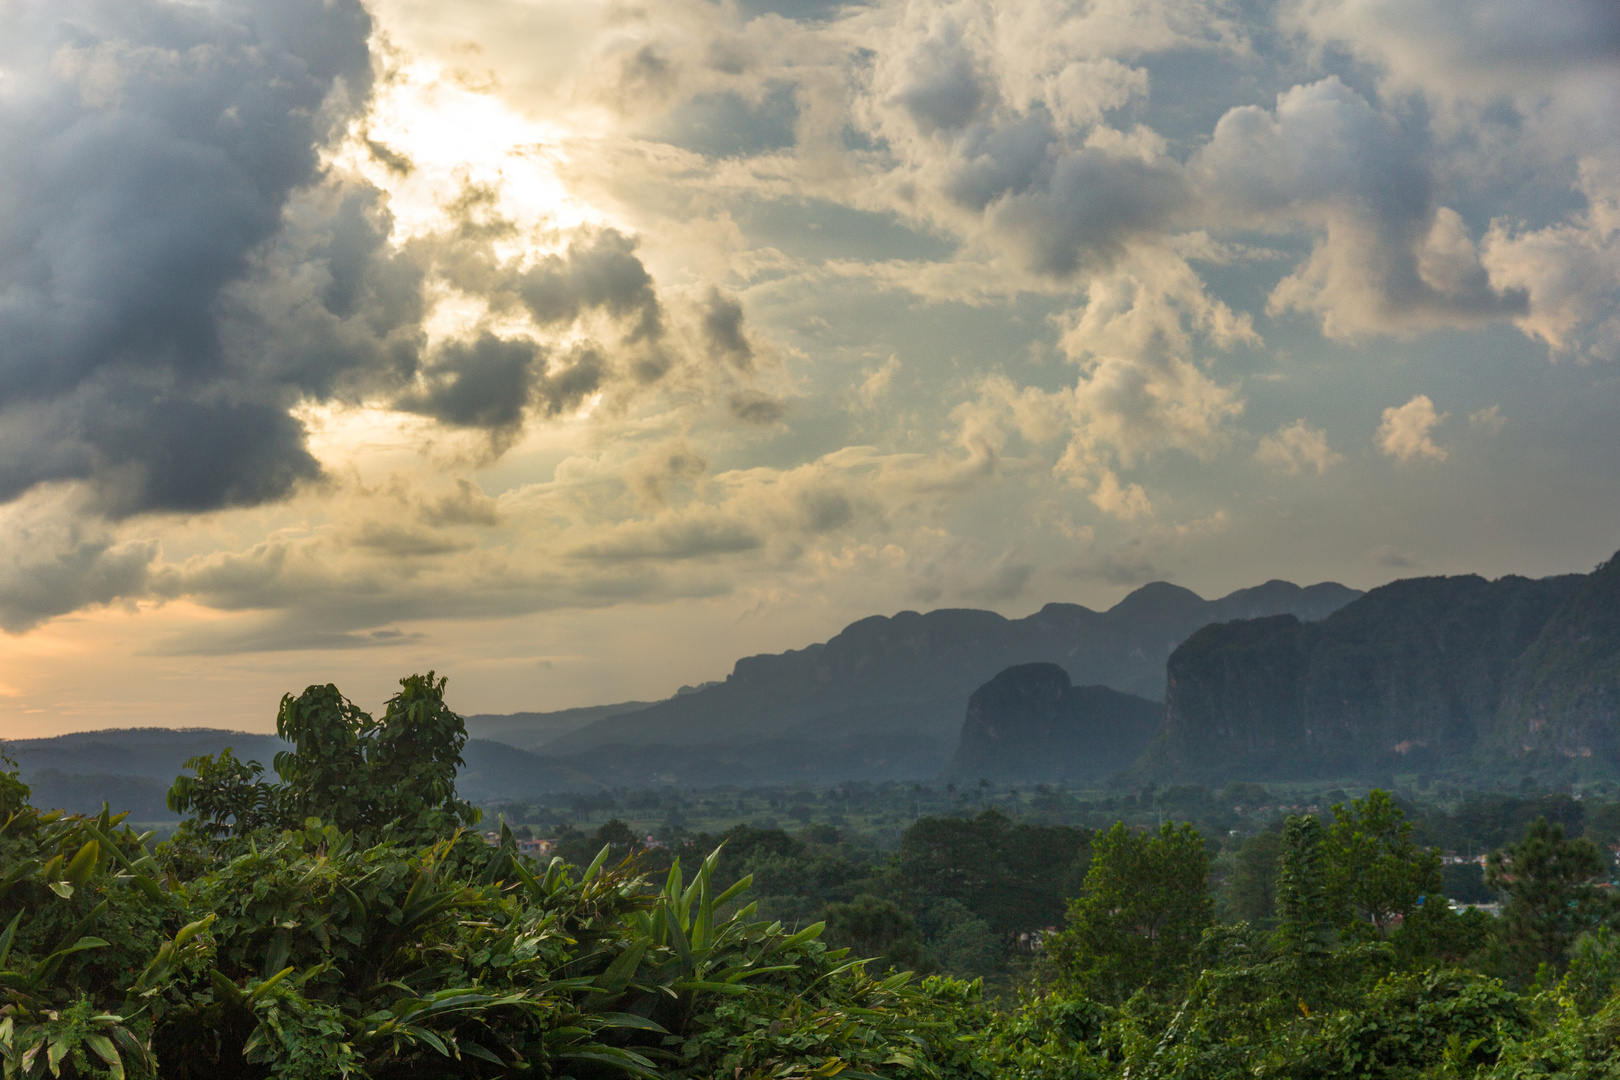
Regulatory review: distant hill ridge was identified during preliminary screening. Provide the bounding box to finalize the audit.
[463,702,653,751]
[8,576,1362,801]
[1139,552,1620,783]
[3,730,586,816]
[523,578,1361,786]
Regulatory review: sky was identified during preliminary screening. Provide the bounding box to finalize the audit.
[0,0,1617,737]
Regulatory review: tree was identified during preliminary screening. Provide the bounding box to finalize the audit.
[823,895,928,973]
[1275,815,1337,962]
[924,900,1002,977]
[164,747,283,840]
[168,672,480,850]
[1323,789,1442,938]
[1487,816,1610,976]
[1221,828,1284,926]
[893,809,1090,947]
[1051,821,1212,1004]
[275,671,477,838]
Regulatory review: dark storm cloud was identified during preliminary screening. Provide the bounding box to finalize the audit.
[940,113,1190,277]
[396,336,608,434]
[0,0,373,515]
[701,289,753,368]
[399,334,538,432]
[514,230,665,342]
[0,528,157,633]
[729,390,787,423]
[0,2,675,533]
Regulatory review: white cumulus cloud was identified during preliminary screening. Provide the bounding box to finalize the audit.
[1256,421,1343,475]
[1376,394,1449,463]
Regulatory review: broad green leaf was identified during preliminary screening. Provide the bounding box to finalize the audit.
[64,839,99,886]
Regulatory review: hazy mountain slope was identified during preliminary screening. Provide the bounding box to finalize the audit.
[21,769,174,819]
[942,664,1162,783]
[535,579,1359,785]
[455,739,605,799]
[1140,569,1591,783]
[3,729,600,812]
[7,729,289,783]
[464,701,652,751]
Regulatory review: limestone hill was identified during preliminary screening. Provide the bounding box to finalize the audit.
[941,664,1162,783]
[1138,556,1620,783]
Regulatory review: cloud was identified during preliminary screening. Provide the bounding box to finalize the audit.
[886,13,991,134]
[795,488,855,533]
[0,0,375,516]
[398,334,539,433]
[629,441,709,507]
[1066,545,1160,586]
[729,390,788,424]
[1468,405,1507,436]
[0,1,682,529]
[960,551,1034,602]
[5,0,1618,659]
[857,356,900,408]
[1376,394,1449,463]
[943,120,1191,277]
[510,229,664,344]
[1088,469,1153,520]
[351,522,472,557]
[840,0,1210,279]
[1255,421,1343,475]
[701,289,754,368]
[1197,78,1528,338]
[1286,0,1620,113]
[1479,159,1620,361]
[1033,249,1251,518]
[566,515,764,563]
[1370,543,1419,568]
[0,494,157,632]
[939,244,1249,522]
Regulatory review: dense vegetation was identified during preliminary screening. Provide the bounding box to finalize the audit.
[7,674,1620,1078]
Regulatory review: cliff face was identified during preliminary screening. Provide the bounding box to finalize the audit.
[1494,554,1620,765]
[1143,570,1591,782]
[942,664,1162,783]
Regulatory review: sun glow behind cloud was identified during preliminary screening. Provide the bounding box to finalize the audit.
[328,52,599,244]
[304,47,627,466]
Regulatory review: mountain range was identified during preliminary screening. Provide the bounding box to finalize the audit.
[497,578,1360,786]
[6,576,1360,806]
[12,553,1620,808]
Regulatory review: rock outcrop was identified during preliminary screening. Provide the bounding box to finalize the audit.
[1492,552,1620,767]
[942,664,1162,783]
[1139,564,1611,782]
